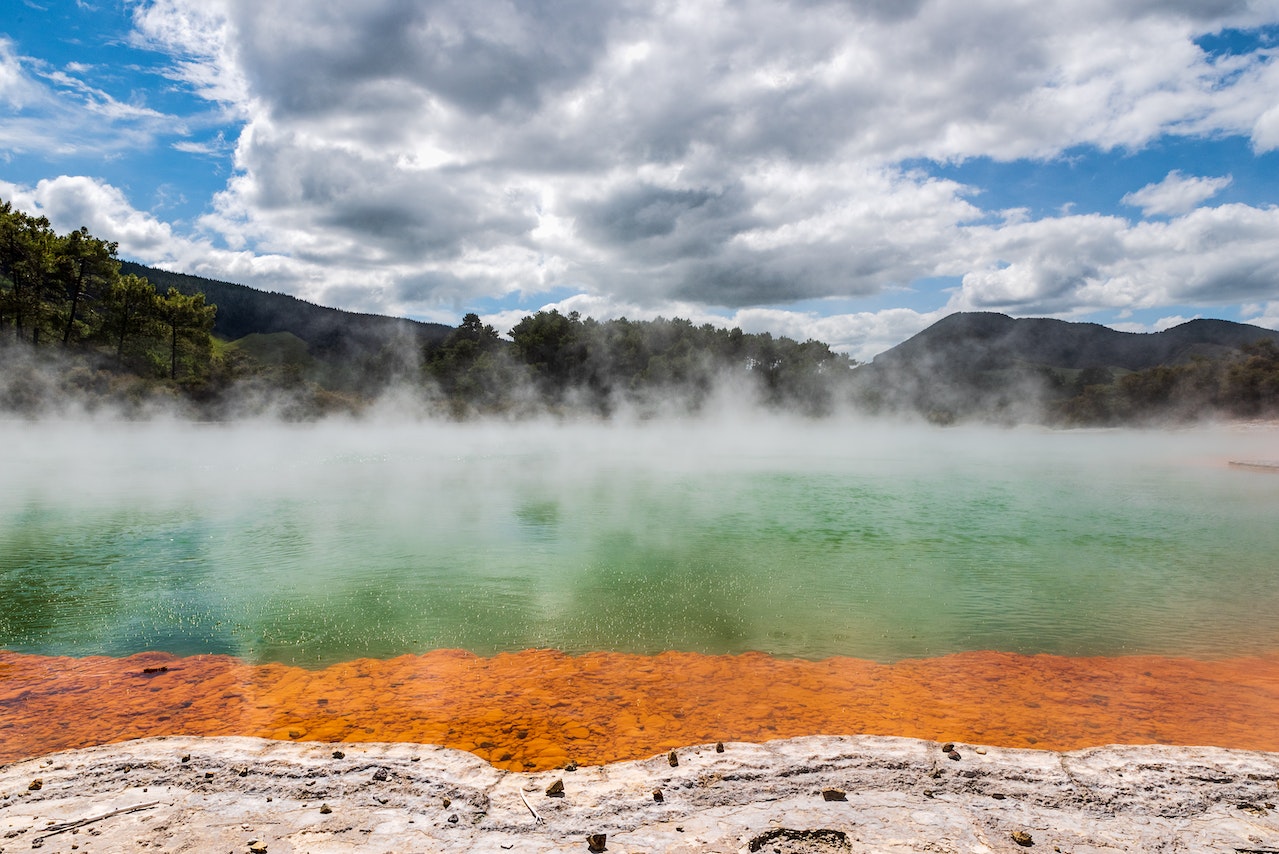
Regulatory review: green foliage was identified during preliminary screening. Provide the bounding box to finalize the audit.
[156,287,217,381]
[0,197,219,402]
[426,308,857,416]
[425,313,525,415]
[1054,341,1279,424]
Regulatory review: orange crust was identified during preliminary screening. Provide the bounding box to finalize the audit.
[3,648,1277,770]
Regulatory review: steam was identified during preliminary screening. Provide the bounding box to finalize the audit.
[2,415,1277,666]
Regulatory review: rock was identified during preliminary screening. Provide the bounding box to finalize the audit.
[821,787,847,801]
[331,750,345,759]
[652,788,664,803]
[442,797,451,808]
[947,750,961,761]
[668,751,679,767]
[372,767,388,782]
[586,832,607,851]
[941,742,955,753]
[249,844,267,854]
[28,779,42,791]
[319,804,332,814]
[748,828,849,852]
[565,761,578,772]
[546,779,565,797]
[716,742,725,753]
[1011,830,1033,846]
[447,814,459,824]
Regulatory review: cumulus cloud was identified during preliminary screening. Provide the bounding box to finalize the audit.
[1122,170,1234,216]
[951,203,1279,316]
[7,0,1279,349]
[0,175,299,287]
[1241,301,1279,330]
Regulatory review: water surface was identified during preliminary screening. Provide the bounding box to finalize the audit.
[2,418,1277,666]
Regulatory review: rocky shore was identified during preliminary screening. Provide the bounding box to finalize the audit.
[3,735,1278,852]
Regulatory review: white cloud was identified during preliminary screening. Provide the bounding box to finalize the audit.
[951,202,1279,316]
[0,36,181,156]
[1109,314,1200,334]
[0,175,298,287]
[1240,301,1279,330]
[1122,170,1233,216]
[111,0,1279,319]
[8,1,1279,350]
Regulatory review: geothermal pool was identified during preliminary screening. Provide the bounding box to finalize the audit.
[2,418,1278,768]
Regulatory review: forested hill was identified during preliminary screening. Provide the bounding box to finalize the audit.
[5,198,1277,423]
[854,311,1279,423]
[872,311,1279,373]
[120,261,453,362]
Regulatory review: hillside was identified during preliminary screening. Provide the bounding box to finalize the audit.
[855,311,1279,422]
[870,312,1279,373]
[119,261,452,368]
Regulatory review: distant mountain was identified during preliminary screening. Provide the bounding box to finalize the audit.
[120,261,453,363]
[871,311,1279,373]
[855,311,1279,421]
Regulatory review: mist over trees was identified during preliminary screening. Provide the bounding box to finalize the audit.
[426,310,855,417]
[0,203,217,415]
[5,203,1279,423]
[855,312,1279,425]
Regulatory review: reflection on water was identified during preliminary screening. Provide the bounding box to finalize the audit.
[2,419,1279,764]
[2,420,1278,664]
[3,648,1278,769]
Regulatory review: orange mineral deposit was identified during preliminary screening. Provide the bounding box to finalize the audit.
[2,648,1278,770]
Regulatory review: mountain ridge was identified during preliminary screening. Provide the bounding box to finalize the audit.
[872,311,1279,372]
[119,261,453,362]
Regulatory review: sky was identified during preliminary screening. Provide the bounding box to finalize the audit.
[2,0,1279,361]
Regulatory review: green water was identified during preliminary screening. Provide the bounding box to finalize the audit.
[2,419,1277,666]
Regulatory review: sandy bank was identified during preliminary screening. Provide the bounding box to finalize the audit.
[2,735,1277,853]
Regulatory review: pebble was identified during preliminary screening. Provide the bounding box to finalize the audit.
[586,832,607,852]
[821,788,847,801]
[546,779,565,797]
[668,751,679,767]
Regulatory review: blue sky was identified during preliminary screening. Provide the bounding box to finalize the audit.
[3,0,1279,360]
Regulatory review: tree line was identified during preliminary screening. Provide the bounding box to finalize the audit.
[6,198,1276,423]
[1,201,216,385]
[424,310,856,417]
[1054,340,1279,424]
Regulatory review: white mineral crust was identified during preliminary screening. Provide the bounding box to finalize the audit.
[2,734,1277,852]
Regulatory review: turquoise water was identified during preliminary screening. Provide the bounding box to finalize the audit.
[2,419,1277,666]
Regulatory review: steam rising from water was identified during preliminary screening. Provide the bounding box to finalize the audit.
[2,416,1277,666]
